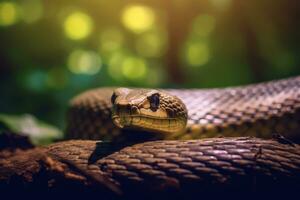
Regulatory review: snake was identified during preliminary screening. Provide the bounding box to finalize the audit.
[66,75,300,142]
[1,76,300,198]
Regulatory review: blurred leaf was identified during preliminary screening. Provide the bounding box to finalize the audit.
[0,113,63,145]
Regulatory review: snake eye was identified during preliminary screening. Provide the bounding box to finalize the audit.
[111,92,117,104]
[148,93,160,111]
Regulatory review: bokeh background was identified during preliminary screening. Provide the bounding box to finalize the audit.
[0,0,300,134]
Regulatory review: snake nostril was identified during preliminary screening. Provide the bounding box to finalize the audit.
[131,106,139,114]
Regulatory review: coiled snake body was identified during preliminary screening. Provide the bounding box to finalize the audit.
[1,76,300,198]
[67,76,300,142]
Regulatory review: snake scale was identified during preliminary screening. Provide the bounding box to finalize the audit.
[1,76,300,198]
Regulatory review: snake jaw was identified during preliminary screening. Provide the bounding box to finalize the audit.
[112,114,133,128]
[112,116,124,128]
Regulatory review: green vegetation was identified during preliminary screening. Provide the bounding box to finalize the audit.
[0,0,299,142]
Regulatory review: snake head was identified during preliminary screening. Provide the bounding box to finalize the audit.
[111,88,188,134]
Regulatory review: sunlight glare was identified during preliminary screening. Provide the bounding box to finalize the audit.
[64,11,93,40]
[68,49,102,75]
[121,57,147,80]
[186,42,210,67]
[0,2,19,26]
[121,5,155,34]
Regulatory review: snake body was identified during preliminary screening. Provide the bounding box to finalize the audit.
[1,138,300,198]
[1,76,300,197]
[67,76,300,142]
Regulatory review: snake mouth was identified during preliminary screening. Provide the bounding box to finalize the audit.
[112,115,130,128]
[112,114,186,134]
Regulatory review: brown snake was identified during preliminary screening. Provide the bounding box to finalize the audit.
[1,76,300,198]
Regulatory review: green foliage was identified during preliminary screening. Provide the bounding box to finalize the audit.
[0,114,63,145]
[0,0,299,132]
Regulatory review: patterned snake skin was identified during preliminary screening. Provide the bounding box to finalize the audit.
[1,138,300,198]
[1,76,300,198]
[67,76,300,142]
[50,138,300,195]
